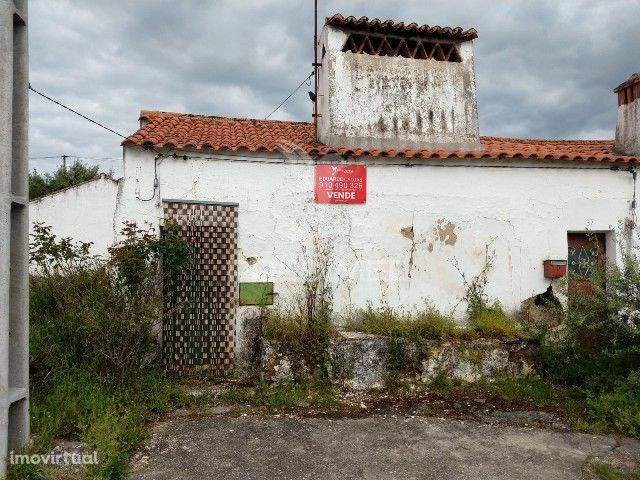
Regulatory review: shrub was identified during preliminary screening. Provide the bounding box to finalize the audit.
[540,246,640,438]
[263,308,337,379]
[454,244,495,321]
[22,223,193,479]
[29,221,190,383]
[584,371,640,438]
[541,252,640,389]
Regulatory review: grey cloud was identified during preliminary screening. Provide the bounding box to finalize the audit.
[29,0,640,174]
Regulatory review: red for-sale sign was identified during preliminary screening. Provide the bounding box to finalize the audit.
[314,165,367,204]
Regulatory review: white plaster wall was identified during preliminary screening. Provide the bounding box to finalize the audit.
[116,147,636,323]
[29,176,120,258]
[317,25,480,151]
[615,98,640,156]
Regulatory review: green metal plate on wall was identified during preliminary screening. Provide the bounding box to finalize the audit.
[239,282,274,306]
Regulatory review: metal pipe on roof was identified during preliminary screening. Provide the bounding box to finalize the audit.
[313,0,318,143]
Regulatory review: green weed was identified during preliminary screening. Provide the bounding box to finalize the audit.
[582,371,640,438]
[469,303,522,338]
[344,305,459,340]
[218,380,336,409]
[429,374,464,391]
[471,376,557,406]
[584,459,640,480]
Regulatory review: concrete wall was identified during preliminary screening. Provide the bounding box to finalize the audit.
[615,97,640,156]
[115,147,636,364]
[317,25,481,151]
[0,0,29,470]
[29,175,120,258]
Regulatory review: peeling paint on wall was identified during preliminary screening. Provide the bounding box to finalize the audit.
[436,219,458,246]
[401,225,417,278]
[400,226,414,240]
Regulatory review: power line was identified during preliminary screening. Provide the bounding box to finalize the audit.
[29,155,120,161]
[28,84,127,139]
[264,72,314,120]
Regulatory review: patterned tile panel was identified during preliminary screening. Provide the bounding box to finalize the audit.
[163,201,238,376]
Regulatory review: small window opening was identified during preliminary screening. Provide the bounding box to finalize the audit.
[342,32,462,62]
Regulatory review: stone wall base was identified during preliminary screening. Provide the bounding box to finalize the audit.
[262,332,539,391]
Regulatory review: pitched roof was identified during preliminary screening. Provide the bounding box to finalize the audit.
[325,14,478,41]
[123,111,639,164]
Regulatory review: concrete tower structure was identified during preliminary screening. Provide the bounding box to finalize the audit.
[317,14,481,152]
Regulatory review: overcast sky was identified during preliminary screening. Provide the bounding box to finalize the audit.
[29,0,640,175]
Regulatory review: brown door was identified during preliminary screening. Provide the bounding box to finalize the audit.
[567,233,606,295]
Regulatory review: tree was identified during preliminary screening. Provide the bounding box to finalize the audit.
[29,160,107,199]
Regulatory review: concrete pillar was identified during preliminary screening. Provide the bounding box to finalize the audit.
[0,0,30,474]
[0,1,16,467]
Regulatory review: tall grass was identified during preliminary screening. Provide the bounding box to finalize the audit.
[344,303,522,340]
[11,223,193,480]
[344,305,460,340]
[263,236,337,381]
[468,302,522,338]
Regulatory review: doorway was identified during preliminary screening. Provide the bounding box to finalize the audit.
[163,200,239,376]
[567,232,606,295]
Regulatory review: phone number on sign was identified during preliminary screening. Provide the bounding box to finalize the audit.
[318,181,363,190]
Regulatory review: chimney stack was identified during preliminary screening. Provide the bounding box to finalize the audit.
[317,15,481,152]
[614,73,640,156]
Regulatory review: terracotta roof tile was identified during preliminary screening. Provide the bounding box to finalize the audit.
[325,14,478,41]
[123,111,639,164]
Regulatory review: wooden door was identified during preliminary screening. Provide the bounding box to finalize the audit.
[567,233,606,295]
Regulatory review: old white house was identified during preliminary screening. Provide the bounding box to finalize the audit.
[33,15,640,374]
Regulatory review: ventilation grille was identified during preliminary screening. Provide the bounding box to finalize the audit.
[342,33,462,62]
[617,82,640,106]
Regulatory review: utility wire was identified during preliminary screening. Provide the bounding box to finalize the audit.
[28,84,127,139]
[264,72,313,120]
[29,155,120,161]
